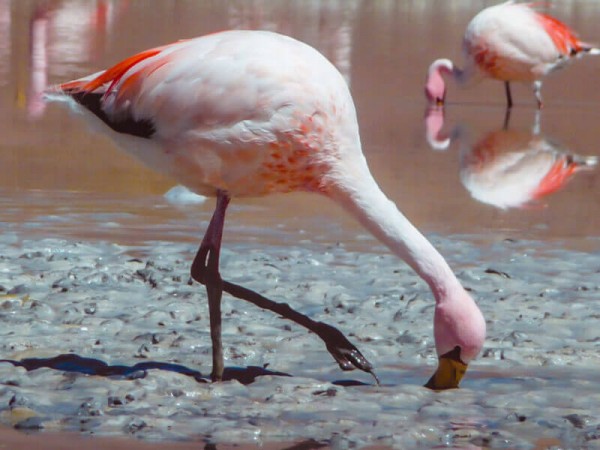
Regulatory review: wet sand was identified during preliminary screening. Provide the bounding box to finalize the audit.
[1,234,600,448]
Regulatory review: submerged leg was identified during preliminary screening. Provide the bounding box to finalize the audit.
[504,81,513,109]
[191,190,231,381]
[533,80,543,109]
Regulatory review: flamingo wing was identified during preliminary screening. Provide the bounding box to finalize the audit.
[57,41,191,138]
[534,10,586,56]
[463,2,591,81]
[531,155,579,200]
[56,31,345,146]
[51,30,355,198]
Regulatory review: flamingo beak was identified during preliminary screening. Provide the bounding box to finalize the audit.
[424,346,467,390]
[435,97,445,106]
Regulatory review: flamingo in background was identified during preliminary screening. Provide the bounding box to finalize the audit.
[46,30,485,389]
[425,107,598,209]
[425,1,600,109]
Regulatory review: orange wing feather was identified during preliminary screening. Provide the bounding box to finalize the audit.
[535,11,583,55]
[59,40,188,96]
[55,42,189,138]
[532,157,578,200]
[58,47,161,95]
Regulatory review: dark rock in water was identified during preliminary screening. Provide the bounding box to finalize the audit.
[77,399,104,417]
[485,268,511,279]
[8,393,30,407]
[564,413,593,429]
[125,418,147,434]
[135,268,158,288]
[19,251,44,260]
[312,387,337,397]
[7,284,28,295]
[14,416,45,430]
[124,370,148,380]
[107,396,124,407]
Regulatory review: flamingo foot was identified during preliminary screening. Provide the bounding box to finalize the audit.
[221,280,380,384]
[314,321,380,385]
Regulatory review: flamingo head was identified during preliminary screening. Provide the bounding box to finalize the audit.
[425,287,486,390]
[425,59,454,106]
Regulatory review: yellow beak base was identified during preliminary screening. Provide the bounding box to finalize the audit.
[424,348,468,390]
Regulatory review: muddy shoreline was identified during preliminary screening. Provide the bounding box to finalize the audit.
[1,234,599,448]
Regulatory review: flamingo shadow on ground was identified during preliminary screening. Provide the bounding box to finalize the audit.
[0,261,377,388]
[0,354,371,386]
[0,353,290,385]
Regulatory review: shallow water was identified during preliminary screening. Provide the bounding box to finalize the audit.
[1,0,600,448]
[2,0,600,247]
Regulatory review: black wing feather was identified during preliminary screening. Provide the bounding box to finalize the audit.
[69,91,156,139]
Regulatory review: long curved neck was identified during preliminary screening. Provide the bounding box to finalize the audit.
[327,159,463,302]
[432,59,467,85]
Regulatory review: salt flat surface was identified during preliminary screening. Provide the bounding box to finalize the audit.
[0,234,599,448]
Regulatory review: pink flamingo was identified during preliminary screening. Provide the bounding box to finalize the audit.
[425,1,599,109]
[47,30,485,389]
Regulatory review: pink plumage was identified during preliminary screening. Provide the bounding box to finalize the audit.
[425,1,599,108]
[48,30,485,388]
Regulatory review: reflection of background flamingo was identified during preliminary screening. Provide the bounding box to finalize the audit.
[27,5,50,118]
[425,2,600,108]
[25,0,129,118]
[425,107,598,209]
[47,30,485,389]
[0,0,10,88]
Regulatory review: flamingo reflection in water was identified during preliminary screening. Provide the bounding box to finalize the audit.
[25,1,129,118]
[425,108,598,209]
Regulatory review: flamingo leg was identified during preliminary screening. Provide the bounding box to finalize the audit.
[191,190,231,381]
[191,191,379,384]
[504,81,513,109]
[220,279,380,384]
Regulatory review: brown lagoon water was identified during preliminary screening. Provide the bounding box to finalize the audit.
[1,1,600,448]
